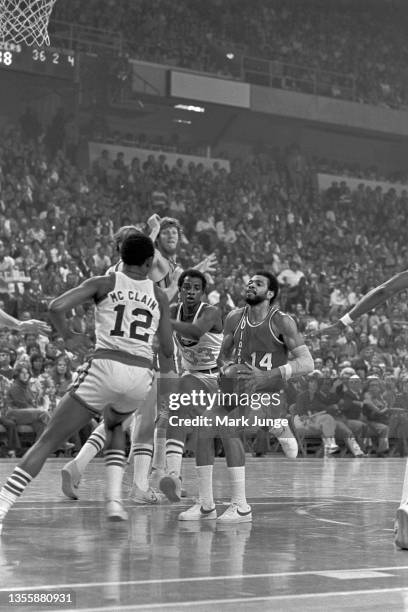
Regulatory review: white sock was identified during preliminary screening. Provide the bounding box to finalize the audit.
[152,429,166,472]
[75,424,106,473]
[401,460,408,506]
[105,450,126,501]
[228,466,248,507]
[133,444,153,491]
[166,439,184,476]
[0,467,32,515]
[196,465,214,509]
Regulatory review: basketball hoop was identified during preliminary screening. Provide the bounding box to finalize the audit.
[0,0,57,46]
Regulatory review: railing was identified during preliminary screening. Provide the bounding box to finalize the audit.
[49,19,358,102]
[48,20,123,54]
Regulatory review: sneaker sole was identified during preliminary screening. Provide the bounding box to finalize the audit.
[395,508,408,549]
[217,514,252,524]
[61,468,79,500]
[129,497,159,505]
[178,512,217,521]
[107,513,128,522]
[160,477,181,502]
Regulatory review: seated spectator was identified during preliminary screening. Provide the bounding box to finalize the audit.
[362,376,390,457]
[0,346,13,380]
[50,356,73,400]
[0,372,21,457]
[6,363,50,441]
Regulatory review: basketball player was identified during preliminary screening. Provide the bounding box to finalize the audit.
[158,269,223,502]
[179,271,313,522]
[0,234,173,529]
[61,219,215,503]
[307,268,408,549]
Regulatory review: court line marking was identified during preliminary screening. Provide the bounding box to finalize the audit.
[2,565,408,592]
[9,498,401,510]
[46,586,408,611]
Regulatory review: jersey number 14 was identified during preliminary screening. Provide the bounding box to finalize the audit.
[110,305,152,342]
[251,352,273,370]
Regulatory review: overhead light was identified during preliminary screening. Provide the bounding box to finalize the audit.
[173,118,192,125]
[226,52,235,60]
[174,104,205,113]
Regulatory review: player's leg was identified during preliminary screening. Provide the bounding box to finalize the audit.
[395,459,408,549]
[151,371,178,476]
[103,362,154,520]
[103,405,133,521]
[61,420,106,499]
[178,418,217,521]
[0,394,91,530]
[159,373,199,502]
[129,380,159,504]
[217,421,252,523]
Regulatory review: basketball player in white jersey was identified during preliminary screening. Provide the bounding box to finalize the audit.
[158,269,223,503]
[307,268,408,549]
[61,219,216,502]
[0,234,173,529]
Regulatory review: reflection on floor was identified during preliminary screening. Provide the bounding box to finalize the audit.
[0,457,407,611]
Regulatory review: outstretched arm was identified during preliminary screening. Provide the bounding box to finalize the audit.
[171,306,222,341]
[310,269,408,337]
[0,309,50,335]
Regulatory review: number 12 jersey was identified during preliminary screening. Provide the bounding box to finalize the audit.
[95,272,160,361]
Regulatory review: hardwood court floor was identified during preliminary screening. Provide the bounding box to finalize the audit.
[0,457,407,611]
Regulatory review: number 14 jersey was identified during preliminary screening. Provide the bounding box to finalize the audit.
[95,271,160,361]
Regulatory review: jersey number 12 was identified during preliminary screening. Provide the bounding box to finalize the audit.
[110,305,152,342]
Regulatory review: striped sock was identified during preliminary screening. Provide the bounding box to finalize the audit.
[105,450,126,501]
[166,439,184,476]
[0,467,32,514]
[75,425,106,473]
[133,444,153,491]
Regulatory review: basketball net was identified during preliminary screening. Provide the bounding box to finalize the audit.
[0,0,56,46]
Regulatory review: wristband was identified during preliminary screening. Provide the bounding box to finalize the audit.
[279,363,292,382]
[340,313,353,327]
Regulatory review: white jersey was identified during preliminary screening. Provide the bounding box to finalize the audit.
[95,271,160,361]
[174,302,223,371]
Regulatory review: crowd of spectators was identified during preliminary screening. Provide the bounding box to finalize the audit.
[53,0,408,109]
[1,109,408,457]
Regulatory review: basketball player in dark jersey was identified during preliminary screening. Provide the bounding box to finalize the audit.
[307,268,408,549]
[179,271,313,523]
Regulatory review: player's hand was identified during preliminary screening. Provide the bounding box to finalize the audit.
[195,253,217,274]
[65,332,93,361]
[19,319,52,335]
[239,363,282,393]
[147,214,161,233]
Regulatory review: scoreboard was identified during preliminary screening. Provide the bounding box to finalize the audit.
[0,42,75,80]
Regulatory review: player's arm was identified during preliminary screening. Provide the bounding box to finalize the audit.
[171,305,221,341]
[311,270,408,336]
[154,286,174,358]
[147,214,162,243]
[0,309,51,335]
[49,276,113,338]
[243,313,314,390]
[217,310,242,372]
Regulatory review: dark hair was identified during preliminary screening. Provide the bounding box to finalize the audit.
[113,225,141,251]
[120,234,155,266]
[178,269,207,292]
[254,270,279,301]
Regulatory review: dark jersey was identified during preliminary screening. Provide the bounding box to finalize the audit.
[233,306,289,372]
